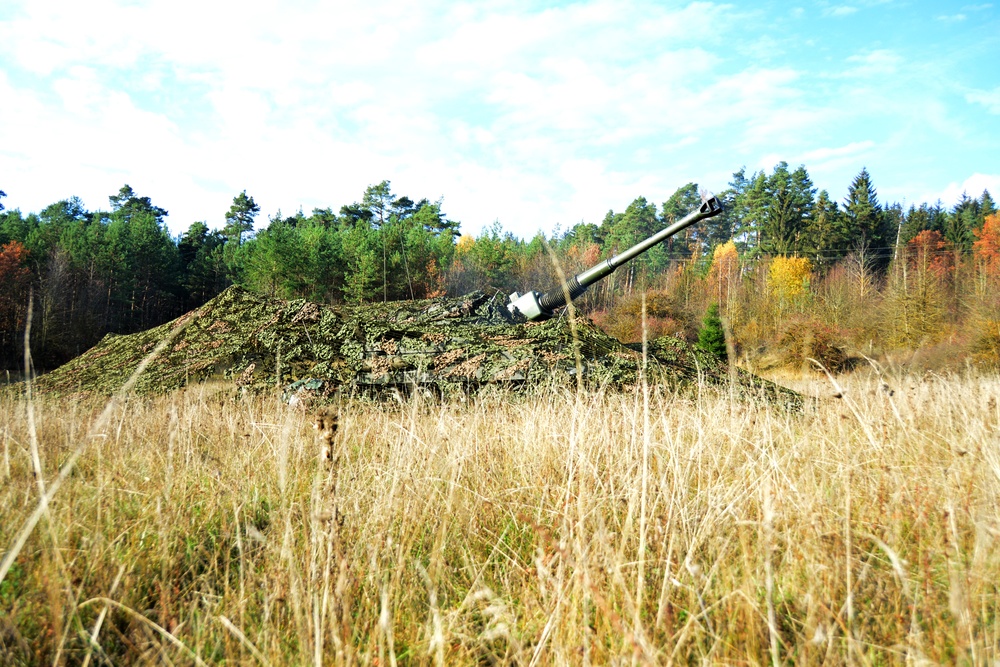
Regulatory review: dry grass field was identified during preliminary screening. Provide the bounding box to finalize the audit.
[2,370,999,665]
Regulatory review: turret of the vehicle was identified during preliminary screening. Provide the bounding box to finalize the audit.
[507,195,723,321]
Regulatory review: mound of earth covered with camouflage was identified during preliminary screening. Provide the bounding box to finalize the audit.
[32,286,798,404]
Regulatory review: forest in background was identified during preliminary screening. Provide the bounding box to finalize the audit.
[1,163,998,371]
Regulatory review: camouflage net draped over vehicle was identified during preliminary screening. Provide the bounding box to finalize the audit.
[31,286,799,404]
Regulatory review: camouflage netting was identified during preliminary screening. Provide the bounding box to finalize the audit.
[30,286,799,405]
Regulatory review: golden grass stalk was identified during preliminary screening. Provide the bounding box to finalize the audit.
[2,369,999,664]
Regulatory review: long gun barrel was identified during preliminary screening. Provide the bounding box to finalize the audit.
[508,195,723,321]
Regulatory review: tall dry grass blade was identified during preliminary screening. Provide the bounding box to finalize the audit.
[20,288,87,667]
[528,588,565,667]
[858,531,923,662]
[2,426,9,480]
[77,597,208,667]
[542,238,584,395]
[844,466,856,661]
[24,289,44,499]
[763,477,780,667]
[80,565,125,667]
[0,314,192,587]
[809,357,882,452]
[219,615,273,667]
[379,580,398,667]
[634,293,651,655]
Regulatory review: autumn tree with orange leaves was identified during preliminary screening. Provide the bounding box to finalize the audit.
[973,213,1000,279]
[907,230,953,279]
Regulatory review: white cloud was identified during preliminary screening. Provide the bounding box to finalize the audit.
[824,6,859,17]
[0,0,995,240]
[920,174,1000,208]
[0,0,745,237]
[936,13,967,21]
[966,87,1000,114]
[799,141,876,162]
[842,49,903,77]
[755,141,876,188]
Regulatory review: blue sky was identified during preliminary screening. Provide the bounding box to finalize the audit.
[1,0,997,239]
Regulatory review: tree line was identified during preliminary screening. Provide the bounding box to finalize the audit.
[0,166,996,369]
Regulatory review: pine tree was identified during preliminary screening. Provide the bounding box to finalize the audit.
[224,191,260,246]
[697,303,727,361]
[945,192,977,252]
[800,189,845,264]
[843,167,892,268]
[662,183,704,255]
[900,201,950,246]
[981,190,997,218]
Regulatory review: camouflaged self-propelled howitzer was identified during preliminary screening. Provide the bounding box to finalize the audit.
[30,196,798,405]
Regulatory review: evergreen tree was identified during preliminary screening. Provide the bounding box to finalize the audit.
[338,203,373,227]
[557,222,602,253]
[899,202,947,245]
[224,190,260,246]
[179,221,228,306]
[413,198,460,240]
[884,202,904,259]
[341,220,381,303]
[740,170,769,256]
[467,220,521,293]
[297,216,345,302]
[720,167,754,249]
[595,196,668,296]
[0,208,29,248]
[362,181,394,228]
[758,162,815,256]
[800,189,846,264]
[981,190,996,219]
[696,303,727,361]
[309,207,339,230]
[843,167,892,267]
[100,186,181,331]
[109,184,169,221]
[662,183,702,255]
[360,180,395,301]
[243,216,308,298]
[945,192,977,252]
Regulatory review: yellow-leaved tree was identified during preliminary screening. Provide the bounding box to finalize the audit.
[767,256,812,326]
[767,256,812,301]
[708,241,739,306]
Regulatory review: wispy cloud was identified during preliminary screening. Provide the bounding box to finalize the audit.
[800,141,876,162]
[824,6,859,17]
[966,87,1000,113]
[922,173,1000,206]
[0,0,996,236]
[842,49,904,77]
[0,0,783,235]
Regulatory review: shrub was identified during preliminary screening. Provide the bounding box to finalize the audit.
[971,318,1000,367]
[588,290,695,344]
[775,316,849,372]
